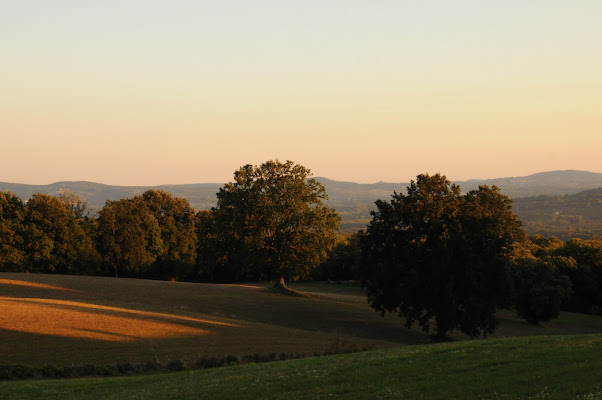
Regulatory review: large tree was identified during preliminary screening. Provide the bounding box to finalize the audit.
[360,174,524,339]
[212,160,341,287]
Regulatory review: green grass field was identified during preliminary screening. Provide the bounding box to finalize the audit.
[2,272,602,398]
[1,334,601,399]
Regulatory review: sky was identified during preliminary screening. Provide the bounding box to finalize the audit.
[1,0,601,186]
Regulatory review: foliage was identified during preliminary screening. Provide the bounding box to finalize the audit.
[21,194,99,274]
[96,199,163,277]
[514,235,602,316]
[360,173,524,338]
[0,192,27,270]
[512,258,572,324]
[194,210,220,281]
[311,233,361,281]
[555,237,602,314]
[137,190,198,265]
[212,160,341,285]
[134,190,198,280]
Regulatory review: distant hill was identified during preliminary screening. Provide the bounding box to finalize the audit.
[513,188,602,240]
[313,171,602,233]
[0,181,222,212]
[1,170,601,238]
[459,170,602,198]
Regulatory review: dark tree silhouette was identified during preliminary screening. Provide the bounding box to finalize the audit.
[360,173,524,339]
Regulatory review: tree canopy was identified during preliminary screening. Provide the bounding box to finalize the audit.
[137,190,198,265]
[96,199,163,277]
[212,160,341,287]
[0,191,27,269]
[360,173,524,339]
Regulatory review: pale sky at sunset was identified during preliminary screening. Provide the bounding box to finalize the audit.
[2,1,600,185]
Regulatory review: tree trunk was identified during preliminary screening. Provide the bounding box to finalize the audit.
[274,276,287,290]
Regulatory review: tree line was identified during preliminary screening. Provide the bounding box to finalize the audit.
[1,161,601,339]
[0,161,339,286]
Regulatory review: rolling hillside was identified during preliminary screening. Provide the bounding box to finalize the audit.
[2,273,602,369]
[1,273,602,399]
[2,335,602,399]
[513,188,602,240]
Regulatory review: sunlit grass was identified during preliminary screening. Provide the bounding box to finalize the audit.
[0,297,225,342]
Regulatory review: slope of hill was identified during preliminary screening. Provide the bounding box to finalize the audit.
[0,181,222,212]
[513,188,602,240]
[2,334,602,399]
[461,170,602,198]
[2,272,602,370]
[317,171,602,233]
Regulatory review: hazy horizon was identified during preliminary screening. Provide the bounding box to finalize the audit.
[2,168,601,188]
[2,1,601,186]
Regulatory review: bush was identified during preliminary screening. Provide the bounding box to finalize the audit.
[167,360,185,371]
[194,356,218,369]
[513,258,572,324]
[223,355,238,366]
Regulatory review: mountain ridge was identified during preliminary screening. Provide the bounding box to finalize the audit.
[2,170,601,239]
[2,170,600,209]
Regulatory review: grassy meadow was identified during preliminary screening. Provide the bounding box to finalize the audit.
[1,334,602,399]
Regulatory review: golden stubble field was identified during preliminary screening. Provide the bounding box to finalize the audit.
[2,272,602,367]
[0,273,407,367]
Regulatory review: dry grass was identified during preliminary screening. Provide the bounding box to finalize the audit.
[0,279,78,292]
[1,272,602,368]
[0,297,239,342]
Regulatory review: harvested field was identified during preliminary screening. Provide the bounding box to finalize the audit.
[1,272,602,368]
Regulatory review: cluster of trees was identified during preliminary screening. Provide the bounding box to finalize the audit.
[510,235,602,321]
[0,160,340,287]
[356,174,602,339]
[312,174,601,338]
[0,190,200,280]
[2,164,601,339]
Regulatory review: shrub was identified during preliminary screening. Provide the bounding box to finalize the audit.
[167,360,185,371]
[513,258,572,324]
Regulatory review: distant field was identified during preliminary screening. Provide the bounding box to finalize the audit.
[1,273,602,368]
[1,334,601,399]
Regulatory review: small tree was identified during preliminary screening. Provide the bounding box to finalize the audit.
[555,237,602,314]
[513,258,572,325]
[360,174,523,339]
[212,160,341,288]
